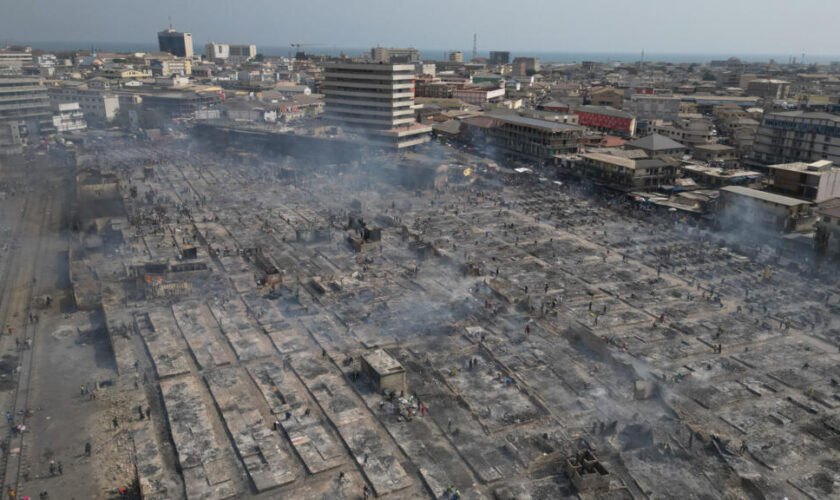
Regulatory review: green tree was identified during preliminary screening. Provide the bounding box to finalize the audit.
[701,71,716,81]
[253,53,265,62]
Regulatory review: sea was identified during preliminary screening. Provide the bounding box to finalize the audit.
[10,40,840,65]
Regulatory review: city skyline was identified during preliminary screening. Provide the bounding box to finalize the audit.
[2,0,839,56]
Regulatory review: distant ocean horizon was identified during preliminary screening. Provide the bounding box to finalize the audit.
[7,40,840,65]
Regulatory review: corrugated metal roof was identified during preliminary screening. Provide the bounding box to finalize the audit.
[495,114,580,132]
[720,186,810,206]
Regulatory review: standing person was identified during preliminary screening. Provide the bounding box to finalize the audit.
[84,442,92,456]
[57,462,63,475]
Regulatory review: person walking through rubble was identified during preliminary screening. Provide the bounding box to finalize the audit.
[84,442,92,456]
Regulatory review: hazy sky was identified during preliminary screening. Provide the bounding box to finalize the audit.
[2,0,838,55]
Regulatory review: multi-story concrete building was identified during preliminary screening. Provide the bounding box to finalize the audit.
[229,45,257,63]
[415,80,452,98]
[624,133,687,159]
[587,87,623,109]
[151,58,192,76]
[627,95,681,122]
[370,47,420,64]
[764,159,840,202]
[488,51,510,65]
[138,90,221,117]
[323,62,430,149]
[745,79,790,100]
[722,116,759,156]
[52,102,87,133]
[692,144,739,168]
[719,185,811,233]
[205,43,230,62]
[158,29,194,58]
[488,114,582,164]
[749,111,840,167]
[649,117,715,148]
[0,121,21,155]
[207,43,257,64]
[577,153,677,190]
[814,198,840,255]
[449,52,464,63]
[512,57,540,76]
[0,76,52,153]
[573,105,636,137]
[0,49,32,71]
[48,84,120,125]
[451,86,505,106]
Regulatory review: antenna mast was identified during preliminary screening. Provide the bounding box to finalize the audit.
[472,33,477,61]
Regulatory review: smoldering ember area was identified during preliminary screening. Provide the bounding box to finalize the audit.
[1,125,839,500]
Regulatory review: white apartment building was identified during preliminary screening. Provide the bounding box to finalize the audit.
[323,62,430,149]
[52,102,87,133]
[205,43,256,63]
[0,49,32,71]
[49,85,120,125]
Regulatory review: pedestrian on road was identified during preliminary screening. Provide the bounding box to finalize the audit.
[145,407,151,419]
[84,442,91,456]
[112,416,119,428]
[57,462,62,475]
[48,461,55,475]
[80,385,85,396]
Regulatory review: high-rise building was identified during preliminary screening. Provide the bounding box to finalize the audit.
[488,51,510,65]
[229,45,257,62]
[204,43,230,62]
[449,51,464,63]
[512,57,541,75]
[0,76,52,154]
[323,62,430,149]
[158,29,194,58]
[204,43,256,63]
[370,47,420,64]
